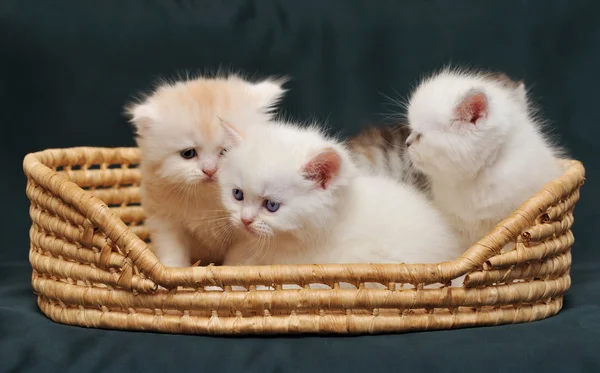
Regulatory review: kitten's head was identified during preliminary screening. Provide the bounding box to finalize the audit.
[218,121,354,238]
[406,69,529,179]
[126,74,287,185]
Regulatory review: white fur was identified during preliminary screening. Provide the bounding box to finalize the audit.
[219,121,463,288]
[406,69,564,249]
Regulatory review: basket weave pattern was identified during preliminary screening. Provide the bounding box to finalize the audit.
[23,147,584,335]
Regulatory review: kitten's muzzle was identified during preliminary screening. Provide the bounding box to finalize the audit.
[241,218,261,236]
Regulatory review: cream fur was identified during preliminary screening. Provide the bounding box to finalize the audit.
[127,74,286,267]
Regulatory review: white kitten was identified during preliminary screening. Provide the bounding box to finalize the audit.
[218,120,463,288]
[126,75,286,267]
[406,69,564,249]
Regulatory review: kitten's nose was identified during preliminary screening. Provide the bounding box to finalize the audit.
[241,217,254,226]
[202,168,217,177]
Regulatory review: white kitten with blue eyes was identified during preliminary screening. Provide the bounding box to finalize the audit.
[406,69,564,249]
[217,120,463,287]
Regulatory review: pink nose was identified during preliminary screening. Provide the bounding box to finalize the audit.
[202,168,217,177]
[241,217,254,226]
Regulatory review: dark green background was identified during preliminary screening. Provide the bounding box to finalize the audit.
[1,1,599,372]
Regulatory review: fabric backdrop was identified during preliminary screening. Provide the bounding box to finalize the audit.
[1,1,599,372]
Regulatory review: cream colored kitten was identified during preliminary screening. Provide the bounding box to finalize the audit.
[406,69,564,249]
[126,75,286,267]
[217,120,463,287]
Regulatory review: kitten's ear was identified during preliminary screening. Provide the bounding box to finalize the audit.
[249,78,288,112]
[455,89,488,125]
[302,148,342,190]
[514,81,528,104]
[218,117,243,146]
[126,102,156,136]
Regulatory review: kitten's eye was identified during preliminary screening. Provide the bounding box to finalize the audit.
[219,148,228,156]
[264,199,280,213]
[180,148,197,159]
[232,188,244,201]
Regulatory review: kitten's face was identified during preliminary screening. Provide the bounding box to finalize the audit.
[406,72,526,179]
[136,112,234,185]
[127,75,286,185]
[220,167,314,237]
[219,124,346,238]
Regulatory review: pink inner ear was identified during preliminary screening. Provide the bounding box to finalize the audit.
[302,149,341,190]
[218,117,243,145]
[455,90,488,125]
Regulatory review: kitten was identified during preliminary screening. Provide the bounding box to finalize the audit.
[349,123,429,192]
[405,68,564,249]
[126,74,286,267]
[218,120,463,287]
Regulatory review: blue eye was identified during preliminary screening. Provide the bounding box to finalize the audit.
[232,188,244,201]
[264,199,280,213]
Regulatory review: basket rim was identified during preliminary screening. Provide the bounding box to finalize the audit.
[23,146,585,289]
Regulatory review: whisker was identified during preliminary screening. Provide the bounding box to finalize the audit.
[194,215,231,223]
[209,223,236,250]
[257,234,274,262]
[247,233,267,263]
[201,220,234,236]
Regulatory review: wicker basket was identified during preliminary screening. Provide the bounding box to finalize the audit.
[23,147,584,335]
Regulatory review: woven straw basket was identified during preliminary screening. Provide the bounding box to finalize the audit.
[23,147,584,335]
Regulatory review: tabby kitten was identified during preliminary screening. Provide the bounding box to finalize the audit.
[349,123,429,192]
